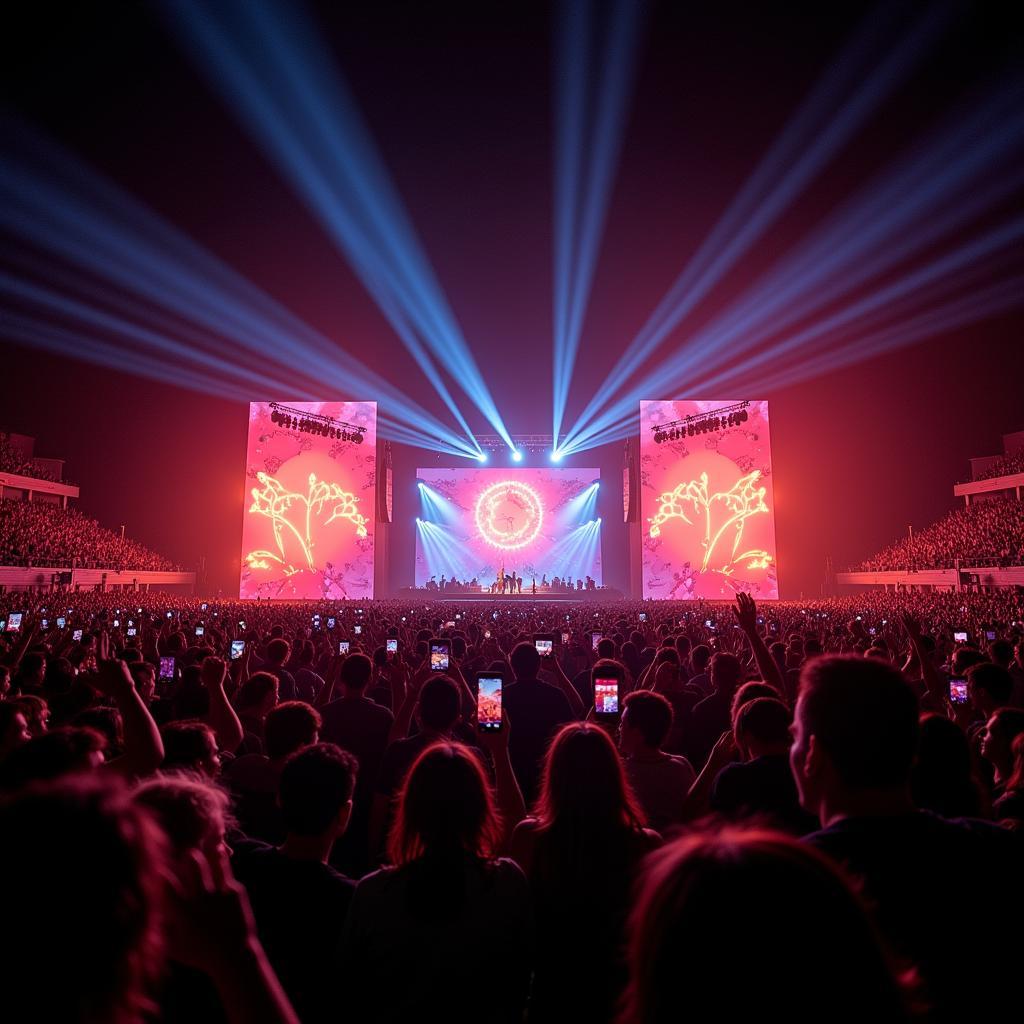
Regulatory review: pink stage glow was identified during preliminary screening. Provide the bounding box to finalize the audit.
[640,400,778,600]
[239,401,377,599]
[416,467,602,587]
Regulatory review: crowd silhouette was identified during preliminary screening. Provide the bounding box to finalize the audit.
[1,588,1023,1022]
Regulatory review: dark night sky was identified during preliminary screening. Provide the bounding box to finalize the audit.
[2,0,1022,596]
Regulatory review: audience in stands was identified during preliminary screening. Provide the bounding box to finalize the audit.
[856,496,1024,570]
[973,445,1024,481]
[0,432,58,482]
[1,588,1023,1021]
[0,497,180,570]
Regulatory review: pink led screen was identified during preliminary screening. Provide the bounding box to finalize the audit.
[640,400,778,600]
[415,467,602,588]
[239,401,377,599]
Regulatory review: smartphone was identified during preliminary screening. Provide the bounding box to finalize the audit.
[455,613,462,620]
[6,613,23,633]
[166,611,173,619]
[484,629,492,639]
[41,619,49,629]
[127,627,137,637]
[327,617,336,630]
[639,613,647,622]
[113,619,121,628]
[402,616,407,622]
[430,640,451,672]
[230,640,245,660]
[475,673,503,731]
[985,630,997,642]
[312,613,321,622]
[386,638,398,657]
[201,602,208,611]
[594,676,620,717]
[534,636,554,657]
[356,608,364,615]
[159,656,176,680]
[73,629,83,641]
[953,630,968,643]
[195,626,205,637]
[562,631,570,644]
[949,678,969,704]
[127,619,134,628]
[354,624,363,635]
[0,619,5,632]
[705,619,714,628]
[591,632,603,652]
[136,607,143,614]
[238,620,246,630]
[57,616,66,629]
[339,641,350,654]
[869,627,877,636]
[445,620,456,628]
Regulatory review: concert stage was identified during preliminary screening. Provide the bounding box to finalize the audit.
[396,588,625,602]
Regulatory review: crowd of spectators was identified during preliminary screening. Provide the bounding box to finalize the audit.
[973,446,1024,481]
[1,589,1022,1022]
[0,498,180,571]
[0,433,56,482]
[856,497,1024,570]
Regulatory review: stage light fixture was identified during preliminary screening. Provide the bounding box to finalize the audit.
[353,432,363,445]
[550,450,564,463]
[512,449,523,462]
[477,452,488,463]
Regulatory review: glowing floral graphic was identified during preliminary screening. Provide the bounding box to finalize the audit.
[648,470,771,574]
[245,472,368,576]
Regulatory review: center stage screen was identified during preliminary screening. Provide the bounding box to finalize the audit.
[415,468,602,588]
[640,400,777,600]
[240,401,377,600]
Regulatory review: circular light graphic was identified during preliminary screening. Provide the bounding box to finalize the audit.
[474,480,544,550]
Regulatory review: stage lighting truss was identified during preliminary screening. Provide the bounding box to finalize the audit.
[269,402,366,444]
[475,434,555,455]
[651,402,750,444]
[474,480,544,550]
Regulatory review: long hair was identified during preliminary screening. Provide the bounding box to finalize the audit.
[386,742,503,922]
[0,776,167,1024]
[1006,732,1024,792]
[534,722,645,834]
[387,742,502,865]
[619,828,916,1023]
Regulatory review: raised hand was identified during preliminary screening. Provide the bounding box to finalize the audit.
[91,657,136,702]
[201,655,227,691]
[733,591,758,634]
[900,611,922,643]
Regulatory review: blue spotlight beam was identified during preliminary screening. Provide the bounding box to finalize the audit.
[552,0,645,448]
[561,273,1024,452]
[0,123,481,457]
[164,0,511,451]
[562,3,955,449]
[559,79,1024,455]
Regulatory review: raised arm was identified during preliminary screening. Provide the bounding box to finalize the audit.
[479,711,526,848]
[733,593,787,697]
[202,655,244,755]
[95,656,165,779]
[900,611,944,709]
[547,656,585,719]
[680,730,738,821]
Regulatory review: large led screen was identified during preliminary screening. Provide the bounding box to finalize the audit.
[415,468,602,588]
[640,400,778,600]
[240,401,377,599]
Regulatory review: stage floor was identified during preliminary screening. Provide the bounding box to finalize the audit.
[397,588,625,602]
